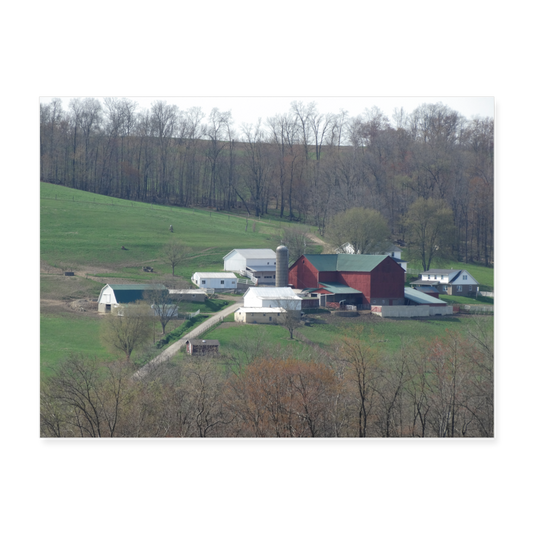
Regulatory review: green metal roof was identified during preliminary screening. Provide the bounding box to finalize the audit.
[107,284,167,304]
[303,254,389,272]
[404,287,446,305]
[318,282,362,294]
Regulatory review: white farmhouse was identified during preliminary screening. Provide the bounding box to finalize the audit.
[410,269,480,296]
[191,272,237,291]
[223,248,277,284]
[243,287,302,311]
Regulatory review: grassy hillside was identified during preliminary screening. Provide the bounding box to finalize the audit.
[41,183,320,279]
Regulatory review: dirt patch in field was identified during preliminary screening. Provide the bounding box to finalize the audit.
[40,298,100,316]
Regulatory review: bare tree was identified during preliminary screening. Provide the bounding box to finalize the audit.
[163,240,191,276]
[100,304,152,362]
[327,206,390,254]
[275,298,302,340]
[280,225,309,264]
[143,283,186,335]
[403,197,455,271]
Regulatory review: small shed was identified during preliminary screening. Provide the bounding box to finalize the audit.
[168,289,207,302]
[185,339,220,355]
[191,272,237,291]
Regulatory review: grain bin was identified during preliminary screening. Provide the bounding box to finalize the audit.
[276,245,289,287]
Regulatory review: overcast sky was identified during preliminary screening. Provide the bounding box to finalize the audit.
[40,95,494,126]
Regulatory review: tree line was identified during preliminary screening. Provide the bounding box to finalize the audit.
[41,320,493,438]
[40,98,494,265]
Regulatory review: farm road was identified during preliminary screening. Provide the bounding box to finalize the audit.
[133,300,243,380]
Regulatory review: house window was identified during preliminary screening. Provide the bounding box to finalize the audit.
[463,275,467,280]
[469,285,472,291]
[441,275,444,280]
[221,280,224,285]
[458,286,462,292]
[201,280,205,284]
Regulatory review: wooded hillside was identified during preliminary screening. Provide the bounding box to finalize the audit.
[40,98,493,265]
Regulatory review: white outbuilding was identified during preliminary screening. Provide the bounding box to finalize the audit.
[243,287,302,311]
[191,272,237,291]
[223,248,276,272]
[223,248,277,284]
[234,307,286,324]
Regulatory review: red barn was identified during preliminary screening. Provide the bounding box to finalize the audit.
[289,254,405,307]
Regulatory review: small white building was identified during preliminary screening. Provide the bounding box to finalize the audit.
[234,307,286,324]
[191,272,237,291]
[243,287,302,311]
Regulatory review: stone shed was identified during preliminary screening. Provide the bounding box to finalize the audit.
[185,339,220,355]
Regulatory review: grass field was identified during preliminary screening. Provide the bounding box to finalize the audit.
[40,313,113,377]
[41,183,320,279]
[299,314,493,355]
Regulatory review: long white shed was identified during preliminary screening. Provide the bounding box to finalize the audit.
[191,272,237,290]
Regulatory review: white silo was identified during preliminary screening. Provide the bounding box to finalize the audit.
[276,245,289,287]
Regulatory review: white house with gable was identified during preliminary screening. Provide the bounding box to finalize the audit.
[410,269,480,296]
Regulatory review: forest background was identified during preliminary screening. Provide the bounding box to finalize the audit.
[40,97,493,266]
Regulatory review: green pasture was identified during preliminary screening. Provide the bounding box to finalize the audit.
[297,314,493,355]
[40,314,113,377]
[41,183,303,277]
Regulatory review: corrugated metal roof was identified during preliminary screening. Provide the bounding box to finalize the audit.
[193,272,237,278]
[404,287,446,305]
[303,254,389,272]
[244,287,302,299]
[187,340,220,346]
[235,307,286,313]
[106,284,167,304]
[224,249,276,259]
[318,282,362,294]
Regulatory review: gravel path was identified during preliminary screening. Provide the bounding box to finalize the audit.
[133,300,243,380]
